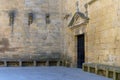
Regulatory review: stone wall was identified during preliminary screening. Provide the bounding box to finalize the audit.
[64,0,120,67]
[86,0,118,65]
[0,0,64,60]
[63,0,89,67]
[1,0,120,67]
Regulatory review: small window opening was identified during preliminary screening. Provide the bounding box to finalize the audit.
[46,13,50,24]
[9,12,15,26]
[28,13,33,26]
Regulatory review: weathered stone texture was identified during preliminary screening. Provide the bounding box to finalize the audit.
[87,0,118,65]
[1,0,120,67]
[63,0,120,67]
[0,0,64,60]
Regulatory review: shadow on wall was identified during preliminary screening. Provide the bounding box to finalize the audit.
[31,52,63,60]
[0,38,21,53]
[0,38,63,61]
[62,54,72,67]
[1,52,63,60]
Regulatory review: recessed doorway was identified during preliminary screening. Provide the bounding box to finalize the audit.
[77,34,85,68]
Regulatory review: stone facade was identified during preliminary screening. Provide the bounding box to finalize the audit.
[0,0,64,60]
[0,0,120,68]
[63,0,120,67]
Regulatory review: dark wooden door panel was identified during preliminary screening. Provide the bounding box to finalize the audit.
[77,34,85,68]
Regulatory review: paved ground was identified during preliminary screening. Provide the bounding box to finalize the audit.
[0,67,112,80]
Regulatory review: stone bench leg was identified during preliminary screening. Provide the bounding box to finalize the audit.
[95,66,98,74]
[19,61,22,67]
[82,65,85,71]
[105,70,109,77]
[46,61,49,66]
[4,61,7,67]
[57,61,60,66]
[113,71,116,80]
[88,66,90,72]
[34,61,36,66]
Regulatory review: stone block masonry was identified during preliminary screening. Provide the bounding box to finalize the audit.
[0,0,64,60]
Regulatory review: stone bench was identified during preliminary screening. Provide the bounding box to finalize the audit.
[0,59,63,67]
[96,64,108,76]
[83,63,120,80]
[113,67,120,80]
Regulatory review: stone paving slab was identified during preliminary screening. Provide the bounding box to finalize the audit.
[0,67,112,80]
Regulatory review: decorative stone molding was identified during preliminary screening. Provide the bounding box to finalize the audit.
[88,0,98,5]
[68,11,89,36]
[68,12,89,29]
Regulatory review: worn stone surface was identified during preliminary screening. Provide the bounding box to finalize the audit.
[0,0,64,60]
[1,0,120,68]
[63,0,120,67]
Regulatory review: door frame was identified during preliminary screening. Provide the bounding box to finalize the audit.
[74,33,85,68]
